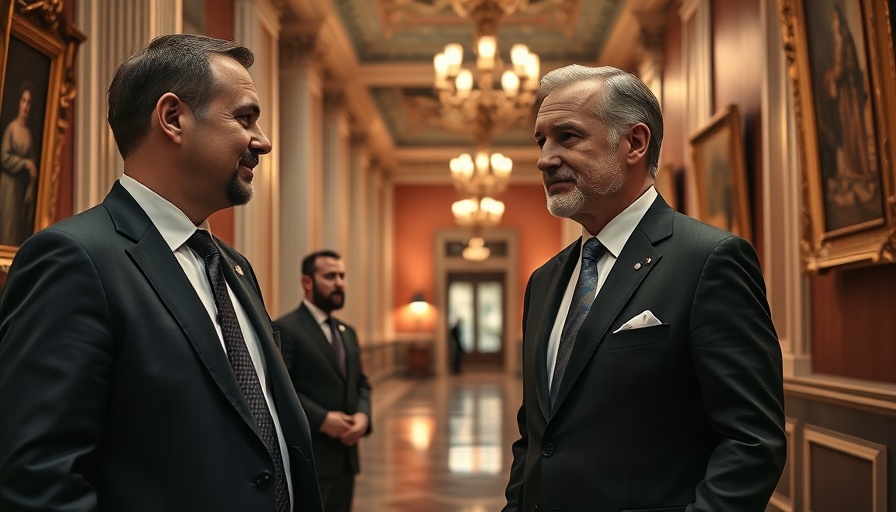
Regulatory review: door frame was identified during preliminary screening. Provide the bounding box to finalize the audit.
[434,228,519,377]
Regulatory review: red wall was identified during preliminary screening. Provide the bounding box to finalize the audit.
[392,183,564,333]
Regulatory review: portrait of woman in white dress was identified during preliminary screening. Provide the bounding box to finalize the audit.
[0,81,38,246]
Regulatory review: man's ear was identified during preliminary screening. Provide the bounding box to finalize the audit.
[155,92,184,144]
[626,123,650,166]
[300,275,313,295]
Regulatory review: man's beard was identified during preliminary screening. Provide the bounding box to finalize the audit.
[227,170,253,206]
[313,285,345,314]
[543,160,624,218]
[546,185,586,218]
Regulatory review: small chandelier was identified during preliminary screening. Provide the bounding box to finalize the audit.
[451,196,505,229]
[462,236,491,262]
[450,150,513,197]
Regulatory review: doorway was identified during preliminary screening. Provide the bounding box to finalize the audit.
[447,272,505,370]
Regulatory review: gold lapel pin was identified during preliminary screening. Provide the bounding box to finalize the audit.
[234,265,244,276]
[645,257,652,264]
[338,324,346,332]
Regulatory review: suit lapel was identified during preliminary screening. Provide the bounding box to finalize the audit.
[550,197,673,413]
[103,184,258,432]
[531,241,579,420]
[297,305,344,378]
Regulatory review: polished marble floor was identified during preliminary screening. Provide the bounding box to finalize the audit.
[352,371,523,512]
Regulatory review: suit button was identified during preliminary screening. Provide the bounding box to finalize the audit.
[542,443,555,457]
[254,471,273,489]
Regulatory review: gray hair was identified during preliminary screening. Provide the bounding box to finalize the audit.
[537,64,663,178]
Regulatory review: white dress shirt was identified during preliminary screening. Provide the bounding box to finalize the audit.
[119,174,293,508]
[546,186,658,389]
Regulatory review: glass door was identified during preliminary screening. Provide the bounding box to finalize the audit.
[447,272,504,369]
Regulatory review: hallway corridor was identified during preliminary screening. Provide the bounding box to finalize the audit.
[353,372,523,511]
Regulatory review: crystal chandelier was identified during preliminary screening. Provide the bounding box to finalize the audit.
[451,196,505,229]
[462,236,491,262]
[449,150,513,197]
[436,0,538,241]
[433,0,540,140]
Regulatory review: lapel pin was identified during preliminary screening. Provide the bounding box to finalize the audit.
[633,262,642,270]
[339,324,346,332]
[645,257,652,264]
[234,265,244,276]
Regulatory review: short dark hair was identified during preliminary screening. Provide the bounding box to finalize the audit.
[107,34,254,158]
[301,250,342,277]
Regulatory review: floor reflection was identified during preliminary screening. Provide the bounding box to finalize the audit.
[352,371,523,512]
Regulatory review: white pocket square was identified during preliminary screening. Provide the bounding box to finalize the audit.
[613,310,662,333]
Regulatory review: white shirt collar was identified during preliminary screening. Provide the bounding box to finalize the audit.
[585,185,657,257]
[118,174,211,250]
[303,298,331,325]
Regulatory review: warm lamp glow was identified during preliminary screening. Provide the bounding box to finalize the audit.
[452,197,504,228]
[455,69,473,97]
[450,149,512,200]
[410,292,428,315]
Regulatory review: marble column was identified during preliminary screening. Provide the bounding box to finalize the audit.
[348,133,371,338]
[277,29,324,316]
[74,0,182,212]
[322,91,351,254]
[234,0,282,311]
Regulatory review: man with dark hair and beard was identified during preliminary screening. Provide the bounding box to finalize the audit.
[275,250,372,512]
[0,34,323,511]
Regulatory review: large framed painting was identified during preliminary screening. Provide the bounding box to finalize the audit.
[0,0,84,266]
[779,0,896,272]
[689,105,752,241]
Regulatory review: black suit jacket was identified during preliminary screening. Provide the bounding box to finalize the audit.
[504,195,786,512]
[275,304,372,479]
[0,182,324,512]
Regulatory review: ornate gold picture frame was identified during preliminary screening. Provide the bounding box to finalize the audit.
[779,0,896,272]
[689,104,752,241]
[0,0,83,265]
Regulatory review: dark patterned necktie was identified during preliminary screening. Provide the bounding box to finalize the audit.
[327,317,346,377]
[549,237,606,409]
[187,230,289,512]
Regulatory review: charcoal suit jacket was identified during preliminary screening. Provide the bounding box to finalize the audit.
[0,181,324,512]
[275,303,372,479]
[503,194,786,512]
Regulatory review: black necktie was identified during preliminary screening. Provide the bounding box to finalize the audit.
[187,230,289,511]
[550,237,606,408]
[327,317,346,377]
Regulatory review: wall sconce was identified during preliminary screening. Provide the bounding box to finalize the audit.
[409,292,428,315]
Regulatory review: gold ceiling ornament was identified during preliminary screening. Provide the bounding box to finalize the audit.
[446,0,529,38]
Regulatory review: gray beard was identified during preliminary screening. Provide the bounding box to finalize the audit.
[546,187,586,218]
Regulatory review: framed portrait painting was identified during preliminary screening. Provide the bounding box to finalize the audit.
[779,0,896,271]
[0,0,84,265]
[689,105,752,241]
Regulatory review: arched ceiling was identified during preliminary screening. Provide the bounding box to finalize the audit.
[280,0,672,182]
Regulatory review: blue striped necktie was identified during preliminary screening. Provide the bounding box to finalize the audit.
[550,237,606,408]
